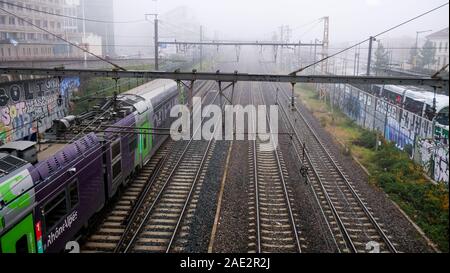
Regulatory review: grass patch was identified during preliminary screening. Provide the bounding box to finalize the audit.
[295,83,449,252]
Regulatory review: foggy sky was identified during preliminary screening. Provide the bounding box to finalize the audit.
[113,0,449,44]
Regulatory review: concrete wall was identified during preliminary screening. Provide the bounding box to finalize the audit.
[0,77,80,144]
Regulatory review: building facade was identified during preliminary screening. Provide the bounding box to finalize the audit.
[426,27,449,71]
[0,0,84,61]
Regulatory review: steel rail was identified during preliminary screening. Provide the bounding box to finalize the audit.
[256,83,302,253]
[274,82,355,252]
[165,97,224,252]
[120,83,220,253]
[249,83,262,253]
[276,82,398,253]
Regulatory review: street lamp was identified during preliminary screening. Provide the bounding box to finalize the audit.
[413,29,432,67]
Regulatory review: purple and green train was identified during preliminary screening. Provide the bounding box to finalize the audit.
[0,79,186,253]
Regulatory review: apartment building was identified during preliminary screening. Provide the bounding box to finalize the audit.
[0,0,83,61]
[426,27,449,71]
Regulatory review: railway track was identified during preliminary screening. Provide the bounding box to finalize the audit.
[81,81,219,253]
[81,140,175,252]
[113,81,223,253]
[268,80,398,253]
[247,82,304,253]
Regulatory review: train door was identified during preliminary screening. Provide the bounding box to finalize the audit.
[0,214,36,253]
[138,120,153,165]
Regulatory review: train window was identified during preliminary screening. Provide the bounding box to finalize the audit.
[69,181,79,208]
[129,136,137,151]
[112,160,122,180]
[43,191,67,231]
[15,235,28,254]
[404,97,424,116]
[372,86,381,96]
[111,140,121,160]
[143,135,147,150]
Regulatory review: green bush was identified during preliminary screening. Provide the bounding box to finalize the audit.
[370,143,449,252]
[354,130,377,149]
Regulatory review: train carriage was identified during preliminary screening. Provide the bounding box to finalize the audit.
[370,84,449,127]
[0,79,185,253]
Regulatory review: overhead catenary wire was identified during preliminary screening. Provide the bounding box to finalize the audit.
[290,2,450,75]
[0,7,127,71]
[2,41,445,51]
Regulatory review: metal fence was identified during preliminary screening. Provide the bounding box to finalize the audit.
[315,81,449,184]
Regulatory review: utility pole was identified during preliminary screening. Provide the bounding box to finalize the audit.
[146,13,159,70]
[280,25,284,68]
[200,25,203,70]
[81,0,87,68]
[356,45,361,76]
[286,26,292,70]
[367,36,376,76]
[154,15,159,70]
[313,38,318,73]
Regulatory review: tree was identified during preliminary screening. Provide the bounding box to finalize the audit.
[417,40,437,69]
[374,42,390,72]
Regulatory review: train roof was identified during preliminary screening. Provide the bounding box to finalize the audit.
[124,79,176,96]
[123,79,178,107]
[381,85,449,112]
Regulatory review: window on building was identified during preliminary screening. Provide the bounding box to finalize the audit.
[17,2,23,11]
[35,20,41,27]
[43,20,48,28]
[0,16,6,25]
[9,17,16,25]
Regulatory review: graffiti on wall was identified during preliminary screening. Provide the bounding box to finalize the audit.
[385,116,414,149]
[415,138,449,183]
[0,77,80,144]
[319,82,449,184]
